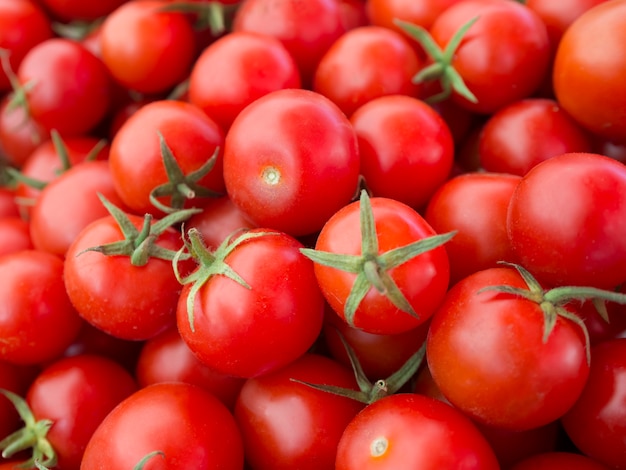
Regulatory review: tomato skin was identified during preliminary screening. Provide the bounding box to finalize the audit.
[109,99,225,217]
[37,0,128,22]
[80,382,244,470]
[427,267,589,431]
[336,393,499,469]
[99,0,196,94]
[0,250,83,365]
[478,98,592,176]
[0,97,48,168]
[0,361,28,440]
[177,229,325,378]
[234,353,364,470]
[26,354,138,470]
[188,31,301,132]
[313,196,450,335]
[17,38,112,137]
[313,26,423,117]
[553,0,626,142]
[561,339,626,469]
[424,171,521,285]
[349,94,454,210]
[223,88,360,237]
[366,0,462,33]
[506,152,626,289]
[510,452,612,470]
[0,217,32,256]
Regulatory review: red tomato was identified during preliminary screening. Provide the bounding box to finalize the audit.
[561,338,626,469]
[0,187,19,218]
[336,393,499,469]
[99,0,196,94]
[37,0,128,21]
[188,31,301,131]
[349,94,454,210]
[15,38,112,137]
[424,171,521,285]
[366,0,463,33]
[478,98,592,176]
[427,266,589,430]
[235,353,364,470]
[223,88,360,237]
[176,228,325,378]
[506,152,626,289]
[510,452,612,470]
[80,382,244,469]
[0,250,83,365]
[0,96,48,168]
[552,1,626,142]
[0,216,32,256]
[313,26,423,117]
[109,99,225,217]
[0,361,27,440]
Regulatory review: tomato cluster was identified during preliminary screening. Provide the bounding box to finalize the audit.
[1,0,626,469]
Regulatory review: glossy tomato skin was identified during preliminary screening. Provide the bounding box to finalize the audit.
[366,0,462,33]
[80,382,244,470]
[188,31,301,132]
[99,0,196,94]
[64,213,189,341]
[37,0,128,22]
[424,171,521,285]
[0,217,32,256]
[177,229,325,378]
[561,339,626,469]
[223,89,360,237]
[506,152,626,289]
[478,98,592,176]
[429,0,550,114]
[234,353,364,470]
[26,354,138,470]
[313,196,450,335]
[427,267,589,431]
[0,250,83,365]
[553,1,626,142]
[336,393,499,469]
[109,99,225,217]
[313,26,423,117]
[17,38,112,137]
[349,94,454,210]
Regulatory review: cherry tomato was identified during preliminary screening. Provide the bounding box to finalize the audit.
[366,0,463,34]
[510,452,612,470]
[0,216,32,256]
[0,96,48,168]
[37,0,128,22]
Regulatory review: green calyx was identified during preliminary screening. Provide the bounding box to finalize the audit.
[159,1,237,36]
[394,16,479,104]
[292,330,427,404]
[78,193,201,266]
[0,389,56,470]
[149,131,222,215]
[133,451,165,470]
[173,228,279,333]
[479,262,626,364]
[300,190,455,328]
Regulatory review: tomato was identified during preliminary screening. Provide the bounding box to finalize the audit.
[37,0,128,22]
[223,88,360,237]
[336,393,499,469]
[561,338,626,469]
[109,99,225,217]
[349,94,454,210]
[80,382,244,469]
[0,361,27,440]
[234,353,364,470]
[0,250,83,365]
[232,0,348,86]
[135,327,245,410]
[478,98,592,176]
[426,266,589,430]
[506,152,626,289]
[366,0,462,34]
[510,452,613,470]
[302,191,451,335]
[313,26,423,117]
[553,1,626,142]
[0,188,19,219]
[0,216,32,256]
[188,31,301,132]
[0,96,48,168]
[424,171,521,285]
[0,0,52,93]
[14,38,112,137]
[177,228,325,378]
[99,0,196,94]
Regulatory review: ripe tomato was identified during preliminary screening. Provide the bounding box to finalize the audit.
[366,0,462,33]
[188,31,301,131]
[235,353,364,470]
[99,0,196,94]
[80,382,244,470]
[510,452,613,470]
[223,88,360,237]
[506,152,626,289]
[37,0,128,22]
[553,0,626,142]
[0,216,32,256]
[0,96,47,168]
[336,393,499,469]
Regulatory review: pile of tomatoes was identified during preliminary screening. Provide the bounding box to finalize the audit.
[1,0,626,468]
